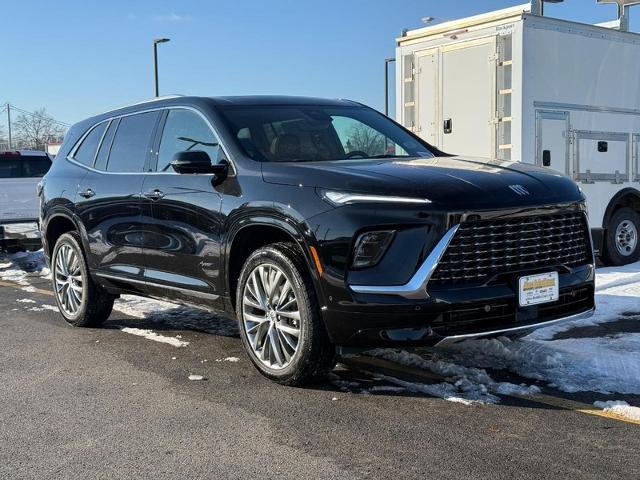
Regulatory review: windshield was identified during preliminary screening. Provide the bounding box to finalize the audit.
[218,105,435,163]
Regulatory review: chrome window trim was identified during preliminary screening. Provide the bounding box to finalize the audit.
[349,224,460,300]
[65,105,236,176]
[68,119,110,165]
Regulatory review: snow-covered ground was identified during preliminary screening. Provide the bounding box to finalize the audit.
[1,249,639,417]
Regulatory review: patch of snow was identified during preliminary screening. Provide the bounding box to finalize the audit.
[120,327,189,348]
[366,348,540,404]
[40,305,58,312]
[16,298,36,304]
[215,357,239,363]
[188,374,205,381]
[113,295,239,337]
[593,400,640,422]
[0,250,49,287]
[21,286,36,293]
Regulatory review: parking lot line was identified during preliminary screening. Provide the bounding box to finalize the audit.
[345,356,640,427]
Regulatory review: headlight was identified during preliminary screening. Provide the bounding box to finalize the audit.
[352,230,395,269]
[319,189,431,206]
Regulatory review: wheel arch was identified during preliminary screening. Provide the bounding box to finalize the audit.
[43,212,81,258]
[602,188,640,229]
[225,217,324,311]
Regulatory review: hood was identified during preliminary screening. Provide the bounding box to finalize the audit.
[261,156,584,209]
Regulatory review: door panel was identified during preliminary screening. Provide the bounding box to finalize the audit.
[536,110,570,175]
[141,174,223,303]
[141,108,225,305]
[441,41,495,157]
[76,172,146,280]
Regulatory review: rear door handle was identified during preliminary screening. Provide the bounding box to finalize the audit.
[79,188,95,198]
[443,118,453,134]
[144,189,165,201]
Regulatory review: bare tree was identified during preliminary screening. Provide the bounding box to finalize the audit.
[13,108,65,150]
[345,124,386,156]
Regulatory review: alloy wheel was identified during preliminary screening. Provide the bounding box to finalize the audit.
[242,264,301,370]
[54,244,84,316]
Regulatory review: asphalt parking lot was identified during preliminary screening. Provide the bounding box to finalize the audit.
[1,251,639,479]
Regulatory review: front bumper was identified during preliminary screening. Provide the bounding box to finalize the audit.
[324,267,595,347]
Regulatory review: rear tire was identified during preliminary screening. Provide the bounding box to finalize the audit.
[603,207,640,266]
[51,232,114,327]
[236,242,335,386]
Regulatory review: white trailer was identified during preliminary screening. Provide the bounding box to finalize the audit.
[395,2,640,265]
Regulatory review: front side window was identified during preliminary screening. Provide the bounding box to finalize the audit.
[217,105,433,163]
[74,122,107,166]
[106,112,160,173]
[156,109,220,172]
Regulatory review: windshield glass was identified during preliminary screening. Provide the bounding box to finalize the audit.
[218,105,435,163]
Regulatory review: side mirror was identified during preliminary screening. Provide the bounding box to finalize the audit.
[170,151,228,176]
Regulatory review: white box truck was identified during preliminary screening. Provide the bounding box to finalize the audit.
[395,1,640,265]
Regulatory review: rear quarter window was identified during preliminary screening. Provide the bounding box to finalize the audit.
[73,122,108,166]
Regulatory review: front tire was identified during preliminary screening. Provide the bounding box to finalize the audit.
[236,243,335,386]
[51,232,114,327]
[603,208,640,266]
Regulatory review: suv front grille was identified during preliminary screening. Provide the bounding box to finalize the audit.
[430,211,591,286]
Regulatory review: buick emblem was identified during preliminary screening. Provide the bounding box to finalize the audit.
[509,185,530,196]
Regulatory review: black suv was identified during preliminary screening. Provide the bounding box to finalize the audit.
[40,96,595,385]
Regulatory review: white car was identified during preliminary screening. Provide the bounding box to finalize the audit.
[0,150,52,251]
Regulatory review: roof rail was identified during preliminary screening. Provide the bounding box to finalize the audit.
[112,94,185,111]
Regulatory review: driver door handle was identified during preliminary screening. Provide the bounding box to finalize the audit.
[144,189,165,201]
[78,188,95,199]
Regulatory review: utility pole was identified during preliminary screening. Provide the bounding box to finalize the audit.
[153,38,171,97]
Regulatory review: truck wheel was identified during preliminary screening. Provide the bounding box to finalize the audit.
[51,232,114,327]
[236,242,335,386]
[603,207,640,266]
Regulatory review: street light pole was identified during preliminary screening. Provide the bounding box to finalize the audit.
[153,38,171,97]
[384,58,396,117]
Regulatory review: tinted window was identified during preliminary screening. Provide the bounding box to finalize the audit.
[106,112,160,173]
[74,122,107,166]
[156,109,220,172]
[217,105,433,163]
[0,155,51,178]
[22,156,52,177]
[94,120,118,171]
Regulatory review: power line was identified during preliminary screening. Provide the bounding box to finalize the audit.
[0,102,71,127]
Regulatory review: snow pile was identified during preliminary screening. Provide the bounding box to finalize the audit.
[0,250,49,285]
[367,348,540,404]
[593,400,640,422]
[120,327,189,348]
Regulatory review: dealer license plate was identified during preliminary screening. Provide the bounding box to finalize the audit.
[518,272,559,307]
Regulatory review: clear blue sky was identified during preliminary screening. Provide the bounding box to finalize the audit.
[1,0,636,126]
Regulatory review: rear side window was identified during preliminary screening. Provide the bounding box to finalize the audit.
[156,109,220,172]
[94,120,118,171]
[74,122,107,166]
[106,112,160,173]
[0,155,51,178]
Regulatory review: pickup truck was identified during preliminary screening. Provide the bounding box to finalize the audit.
[0,150,52,251]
